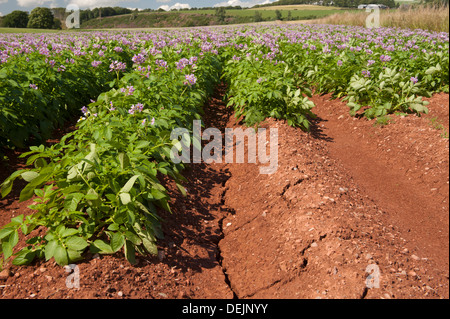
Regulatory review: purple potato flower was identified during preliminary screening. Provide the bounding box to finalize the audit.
[155,59,168,69]
[380,55,391,62]
[184,74,197,86]
[91,60,102,68]
[126,86,135,96]
[81,106,89,117]
[176,58,189,70]
[109,61,126,72]
[132,54,146,64]
[128,103,144,115]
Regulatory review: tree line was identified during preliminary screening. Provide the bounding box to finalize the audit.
[331,0,397,8]
[254,0,397,8]
[1,8,61,29]
[256,0,448,8]
[0,6,138,29]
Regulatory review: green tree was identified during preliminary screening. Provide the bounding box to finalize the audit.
[287,11,292,21]
[27,7,55,29]
[425,0,449,5]
[215,7,226,23]
[2,10,29,28]
[53,18,62,29]
[254,10,263,22]
[275,9,283,20]
[130,10,138,21]
[80,9,94,23]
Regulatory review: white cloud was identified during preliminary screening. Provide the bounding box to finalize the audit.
[214,0,273,8]
[0,12,3,17]
[158,2,191,11]
[0,0,8,4]
[17,0,54,7]
[66,0,123,9]
[156,0,171,3]
[127,7,145,11]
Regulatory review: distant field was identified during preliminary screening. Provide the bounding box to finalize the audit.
[189,8,346,20]
[249,4,347,11]
[0,28,60,33]
[394,0,421,3]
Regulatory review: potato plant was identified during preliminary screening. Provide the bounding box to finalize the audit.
[0,25,448,267]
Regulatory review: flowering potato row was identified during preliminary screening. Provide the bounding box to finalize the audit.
[278,25,449,118]
[220,25,448,124]
[0,35,221,267]
[0,24,448,267]
[0,34,134,151]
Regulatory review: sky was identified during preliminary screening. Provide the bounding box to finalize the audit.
[0,0,275,16]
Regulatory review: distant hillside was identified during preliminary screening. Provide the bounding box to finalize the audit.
[256,0,397,8]
[79,9,331,29]
[81,12,224,29]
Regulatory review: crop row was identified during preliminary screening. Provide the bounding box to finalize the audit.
[0,34,221,266]
[279,26,449,118]
[1,26,448,149]
[220,25,448,128]
[0,25,448,267]
[0,36,135,151]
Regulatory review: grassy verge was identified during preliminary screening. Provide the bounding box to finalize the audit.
[315,5,449,32]
[0,28,60,33]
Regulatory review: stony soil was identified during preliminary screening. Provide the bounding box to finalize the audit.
[0,86,448,299]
